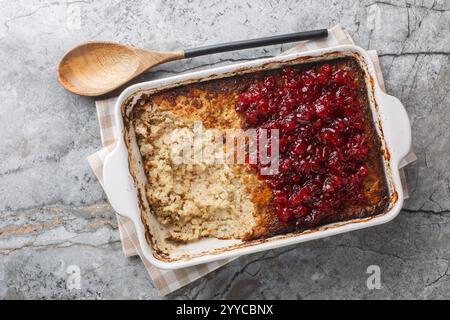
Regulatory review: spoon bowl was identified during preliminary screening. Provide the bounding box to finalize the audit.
[57,41,183,96]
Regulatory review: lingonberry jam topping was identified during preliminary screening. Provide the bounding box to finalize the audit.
[235,62,370,228]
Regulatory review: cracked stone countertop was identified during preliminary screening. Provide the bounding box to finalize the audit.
[0,0,449,300]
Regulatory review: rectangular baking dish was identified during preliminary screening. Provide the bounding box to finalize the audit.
[103,45,411,269]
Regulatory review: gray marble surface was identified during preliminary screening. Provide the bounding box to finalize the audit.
[0,0,449,300]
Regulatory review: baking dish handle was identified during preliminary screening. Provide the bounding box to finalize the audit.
[376,91,412,164]
[103,145,140,221]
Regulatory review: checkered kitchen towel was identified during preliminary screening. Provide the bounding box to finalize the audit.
[87,25,417,296]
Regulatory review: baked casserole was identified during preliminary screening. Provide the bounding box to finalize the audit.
[129,57,389,250]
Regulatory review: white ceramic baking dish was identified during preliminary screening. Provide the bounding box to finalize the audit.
[103,45,411,269]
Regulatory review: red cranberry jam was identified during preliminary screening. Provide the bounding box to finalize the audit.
[235,62,370,228]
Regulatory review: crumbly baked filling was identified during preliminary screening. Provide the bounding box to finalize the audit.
[131,57,389,244]
[134,104,256,242]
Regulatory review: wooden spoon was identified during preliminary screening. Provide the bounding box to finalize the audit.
[57,29,328,96]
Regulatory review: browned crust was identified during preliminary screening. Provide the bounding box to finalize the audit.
[129,57,389,244]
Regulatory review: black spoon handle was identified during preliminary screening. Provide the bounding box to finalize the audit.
[183,29,328,58]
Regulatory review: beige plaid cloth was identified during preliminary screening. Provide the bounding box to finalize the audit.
[87,25,416,296]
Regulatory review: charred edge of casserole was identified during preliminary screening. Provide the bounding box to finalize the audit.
[121,95,171,259]
[126,56,390,246]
